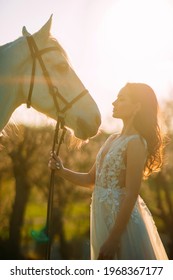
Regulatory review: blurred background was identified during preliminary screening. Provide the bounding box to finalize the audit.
[0,117,173,260]
[0,0,173,259]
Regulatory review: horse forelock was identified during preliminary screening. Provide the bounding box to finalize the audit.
[48,36,69,60]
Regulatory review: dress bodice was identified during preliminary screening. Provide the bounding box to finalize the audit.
[95,134,145,190]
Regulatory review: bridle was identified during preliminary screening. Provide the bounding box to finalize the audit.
[26,35,87,259]
[26,35,87,117]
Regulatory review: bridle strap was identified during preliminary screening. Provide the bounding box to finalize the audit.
[26,35,88,114]
[26,36,61,112]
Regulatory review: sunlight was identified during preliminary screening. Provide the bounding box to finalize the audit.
[4,0,173,132]
[96,0,173,90]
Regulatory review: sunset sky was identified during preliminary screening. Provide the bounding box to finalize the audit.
[1,0,173,132]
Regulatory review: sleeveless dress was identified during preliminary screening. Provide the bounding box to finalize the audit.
[90,134,168,260]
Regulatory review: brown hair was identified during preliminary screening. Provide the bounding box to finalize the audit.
[124,82,163,179]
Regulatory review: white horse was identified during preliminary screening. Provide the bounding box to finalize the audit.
[0,16,101,140]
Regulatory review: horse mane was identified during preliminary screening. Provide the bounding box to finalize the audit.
[0,36,69,63]
[0,42,13,52]
[0,37,24,54]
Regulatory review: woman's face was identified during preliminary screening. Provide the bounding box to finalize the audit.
[112,89,139,120]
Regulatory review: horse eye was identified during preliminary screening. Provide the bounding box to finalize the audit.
[55,63,69,73]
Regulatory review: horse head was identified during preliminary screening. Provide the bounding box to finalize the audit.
[20,16,101,140]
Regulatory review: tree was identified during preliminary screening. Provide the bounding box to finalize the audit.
[0,124,54,259]
[0,124,104,259]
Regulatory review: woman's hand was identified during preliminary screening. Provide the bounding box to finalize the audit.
[48,152,95,188]
[48,152,64,174]
[97,236,120,260]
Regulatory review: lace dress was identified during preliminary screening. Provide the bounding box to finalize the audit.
[90,134,168,260]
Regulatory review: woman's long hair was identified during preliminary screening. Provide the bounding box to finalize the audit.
[124,83,164,179]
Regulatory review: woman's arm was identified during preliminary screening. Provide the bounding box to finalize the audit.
[48,152,96,188]
[98,137,147,259]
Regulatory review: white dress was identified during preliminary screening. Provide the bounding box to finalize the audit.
[90,134,168,260]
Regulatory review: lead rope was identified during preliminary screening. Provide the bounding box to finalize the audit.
[31,117,66,259]
[46,116,67,260]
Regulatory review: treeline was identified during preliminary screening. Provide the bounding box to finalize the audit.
[0,100,173,260]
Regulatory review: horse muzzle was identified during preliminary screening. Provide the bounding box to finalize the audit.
[76,115,101,140]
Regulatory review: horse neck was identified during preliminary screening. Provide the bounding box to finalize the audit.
[0,38,26,131]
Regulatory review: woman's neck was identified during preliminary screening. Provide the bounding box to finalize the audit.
[120,118,139,136]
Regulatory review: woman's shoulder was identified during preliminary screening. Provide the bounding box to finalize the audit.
[125,134,147,152]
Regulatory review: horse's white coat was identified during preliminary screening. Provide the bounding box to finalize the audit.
[0,16,101,139]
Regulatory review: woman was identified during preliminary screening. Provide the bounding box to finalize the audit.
[49,82,168,260]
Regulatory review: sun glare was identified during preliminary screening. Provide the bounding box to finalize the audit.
[7,0,173,132]
[96,0,173,91]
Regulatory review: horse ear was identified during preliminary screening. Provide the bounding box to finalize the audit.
[35,14,53,40]
[22,26,31,37]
